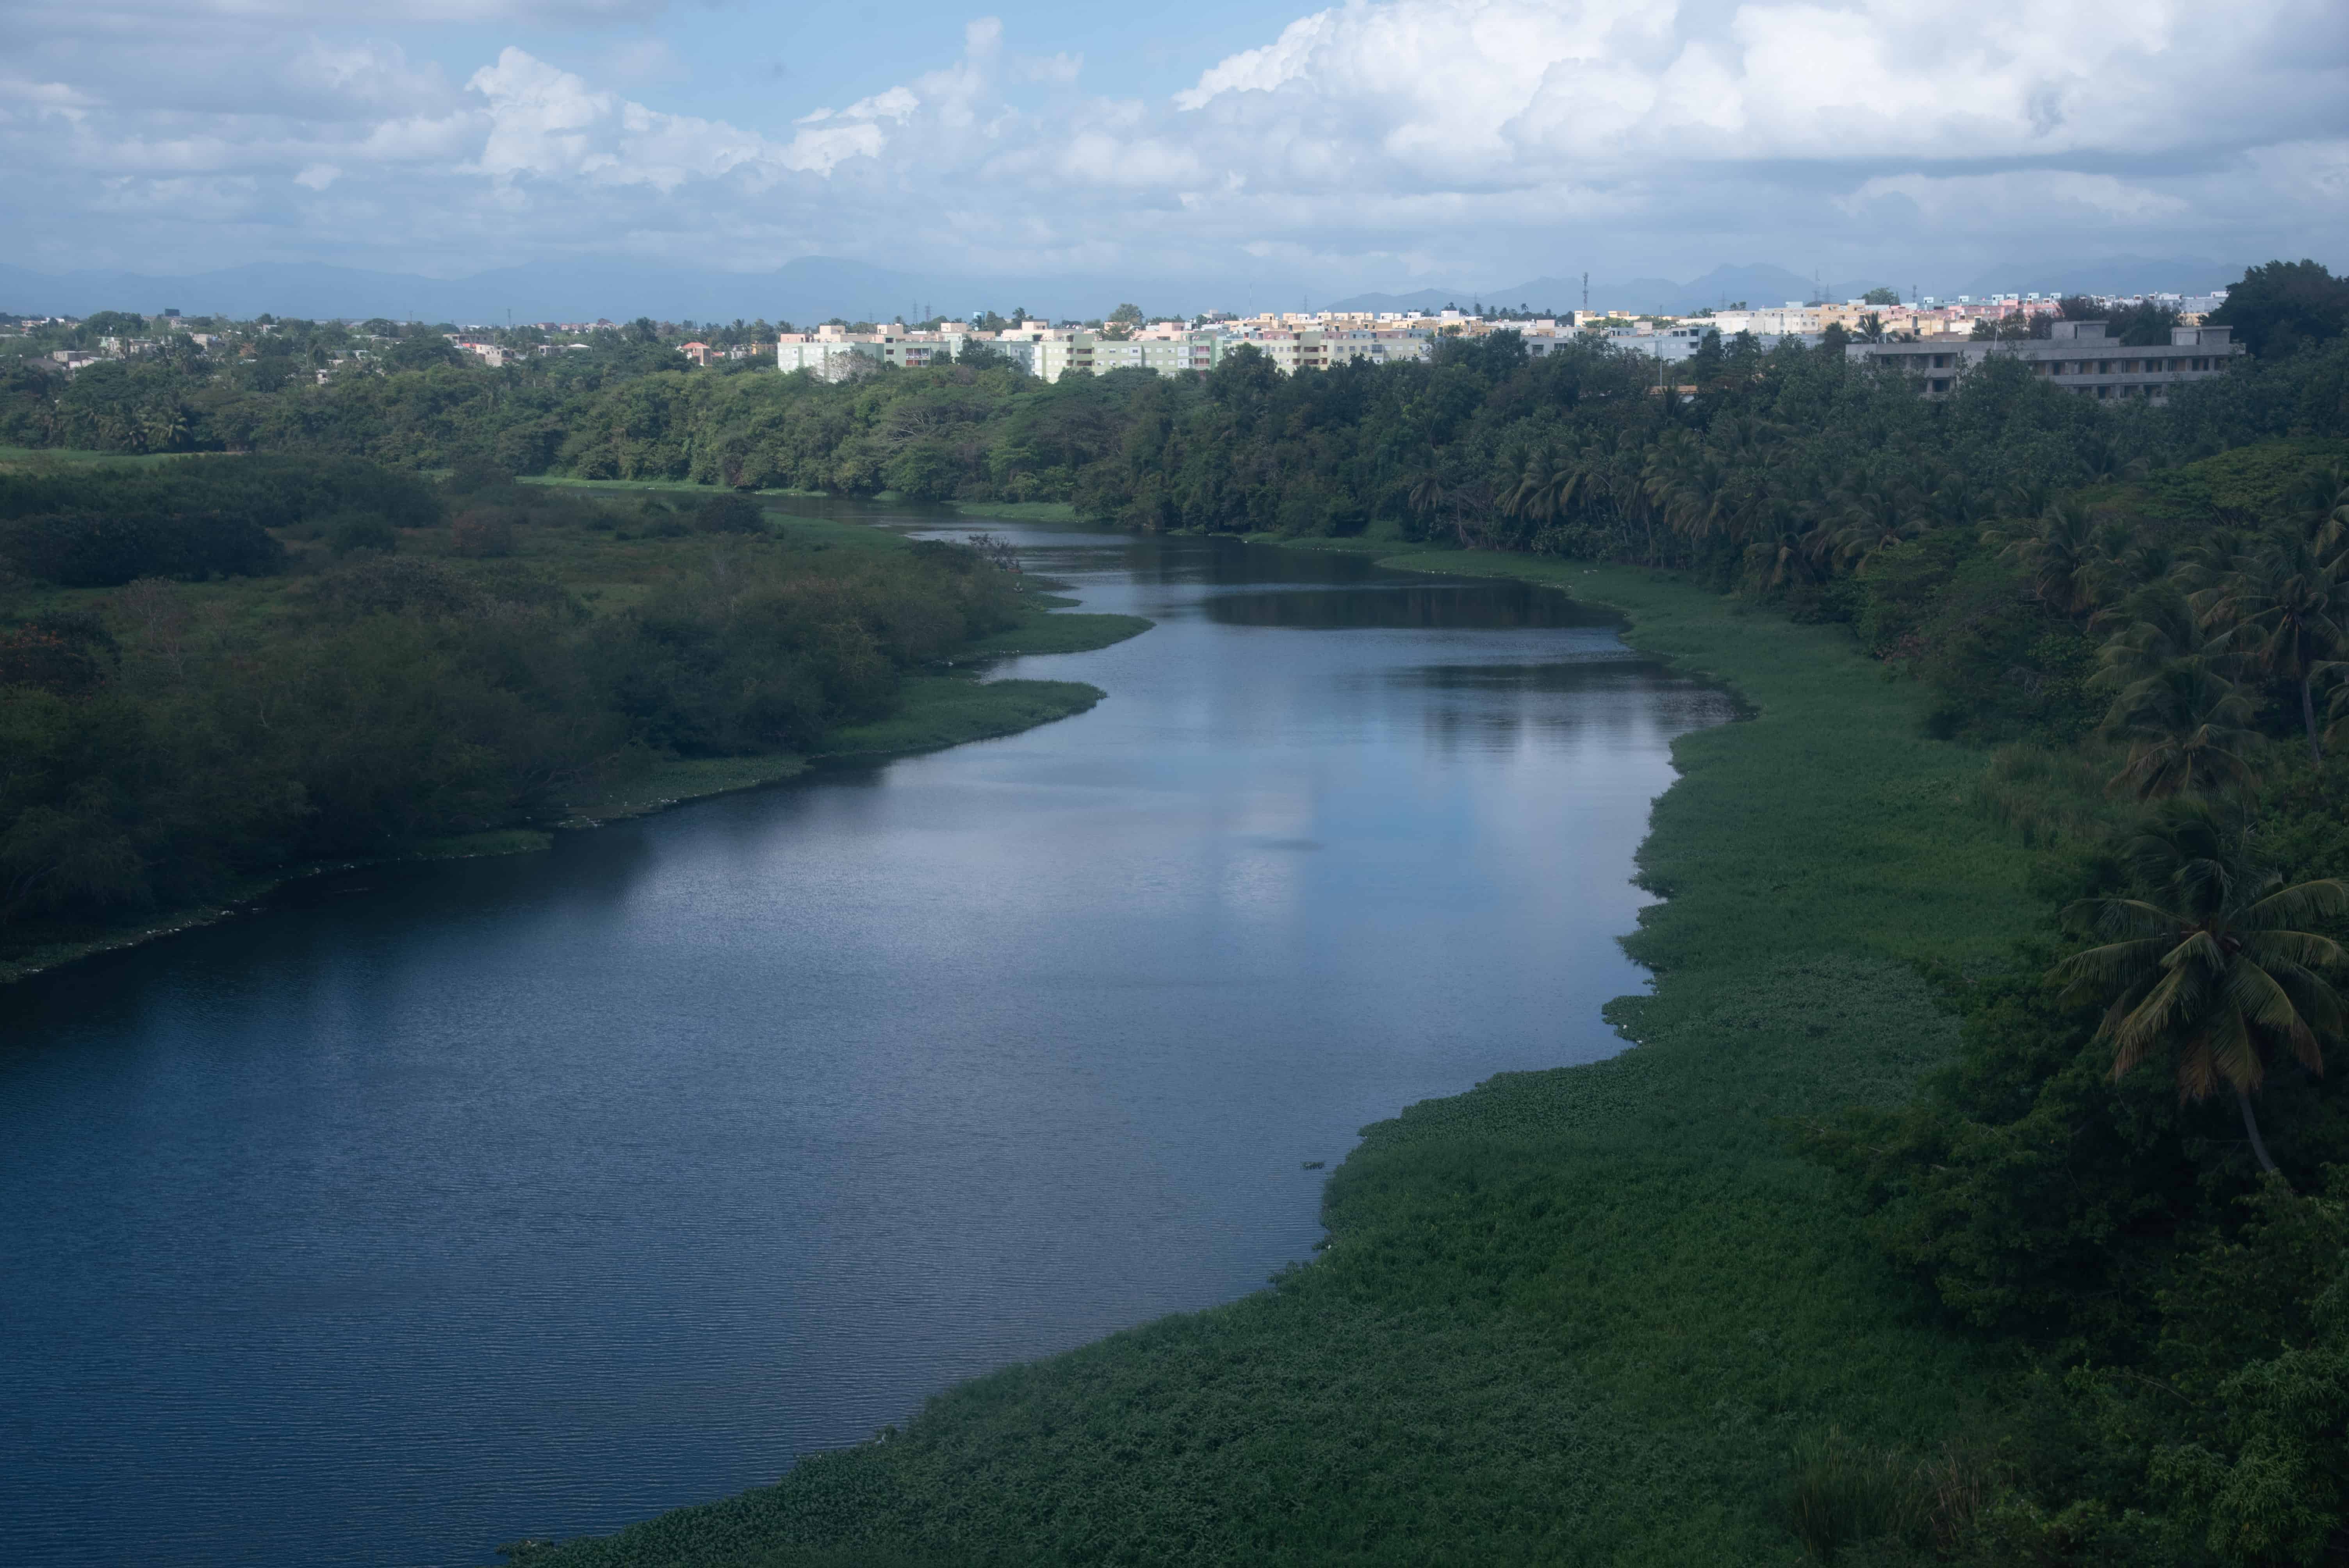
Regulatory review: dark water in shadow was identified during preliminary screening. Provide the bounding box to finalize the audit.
[0,518,1736,1567]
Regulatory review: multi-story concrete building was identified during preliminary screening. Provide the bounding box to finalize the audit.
[1848,320,2241,399]
[777,325,881,381]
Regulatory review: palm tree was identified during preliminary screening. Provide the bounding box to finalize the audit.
[1994,500,2108,620]
[2212,538,2349,763]
[2103,658,2262,800]
[1830,477,1927,572]
[2172,525,2257,603]
[2094,581,2239,698]
[1404,465,1449,529]
[1499,447,1574,536]
[2288,461,2349,558]
[2050,800,2348,1176]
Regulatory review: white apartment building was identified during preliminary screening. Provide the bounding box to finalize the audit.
[1850,320,2241,399]
[778,317,1434,385]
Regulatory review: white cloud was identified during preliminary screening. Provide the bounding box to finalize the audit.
[0,0,2344,288]
[1169,0,2346,177]
[1841,169,2191,224]
[1016,52,1085,85]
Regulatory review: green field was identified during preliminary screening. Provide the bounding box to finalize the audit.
[517,552,2039,1566]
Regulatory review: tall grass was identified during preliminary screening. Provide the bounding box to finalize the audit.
[1973,742,2128,848]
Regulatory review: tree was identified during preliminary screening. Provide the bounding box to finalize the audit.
[385,335,464,372]
[1862,287,1901,307]
[2289,462,2349,558]
[2104,659,2262,800]
[1832,474,1925,571]
[2214,539,2349,763]
[1107,303,1142,325]
[1995,500,2108,619]
[1688,328,1725,388]
[2108,301,2183,347]
[2050,798,2347,1176]
[1725,330,1763,383]
[1403,465,1450,528]
[2208,260,2349,358]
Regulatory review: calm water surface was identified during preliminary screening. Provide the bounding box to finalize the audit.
[0,518,1736,1567]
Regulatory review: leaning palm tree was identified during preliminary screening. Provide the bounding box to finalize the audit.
[2050,800,2348,1176]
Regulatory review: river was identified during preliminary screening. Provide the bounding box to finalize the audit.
[0,516,1736,1567]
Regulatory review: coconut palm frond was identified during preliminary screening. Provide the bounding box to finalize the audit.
[2244,879,2349,927]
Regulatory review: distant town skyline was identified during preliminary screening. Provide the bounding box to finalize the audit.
[5,0,2342,293]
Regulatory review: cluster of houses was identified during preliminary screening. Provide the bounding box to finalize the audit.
[4,284,2242,404]
[773,288,2240,403]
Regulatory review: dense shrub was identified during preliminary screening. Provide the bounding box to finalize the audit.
[0,508,286,585]
[0,481,1021,934]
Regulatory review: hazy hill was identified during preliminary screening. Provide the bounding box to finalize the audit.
[0,253,2242,328]
[1326,264,1892,317]
[0,259,1297,328]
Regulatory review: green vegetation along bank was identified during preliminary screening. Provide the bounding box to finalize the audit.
[10,260,2349,1559]
[0,459,1146,984]
[510,552,2041,1567]
[521,428,2349,1564]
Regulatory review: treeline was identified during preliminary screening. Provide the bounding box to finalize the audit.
[0,456,440,585]
[1756,431,2349,1564]
[0,470,1021,948]
[5,269,2341,560]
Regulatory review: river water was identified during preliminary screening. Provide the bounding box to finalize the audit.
[0,517,1735,1567]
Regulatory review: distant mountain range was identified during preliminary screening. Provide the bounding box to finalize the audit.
[1955,256,2237,299]
[1324,266,1891,317]
[0,258,1285,327]
[1326,258,2243,317]
[0,254,2247,326]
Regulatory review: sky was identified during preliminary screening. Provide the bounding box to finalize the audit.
[3,0,2344,296]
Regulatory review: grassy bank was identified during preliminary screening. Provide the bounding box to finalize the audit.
[517,553,2040,1566]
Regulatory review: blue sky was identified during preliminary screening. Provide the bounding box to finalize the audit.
[4,0,2344,296]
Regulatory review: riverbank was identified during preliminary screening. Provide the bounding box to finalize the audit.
[0,521,1145,991]
[515,548,2040,1566]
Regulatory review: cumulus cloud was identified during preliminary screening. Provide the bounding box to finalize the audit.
[1,0,2344,288]
[1171,0,2345,176]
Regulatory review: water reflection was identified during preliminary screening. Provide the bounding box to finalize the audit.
[1204,581,1606,630]
[0,513,1736,1568]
